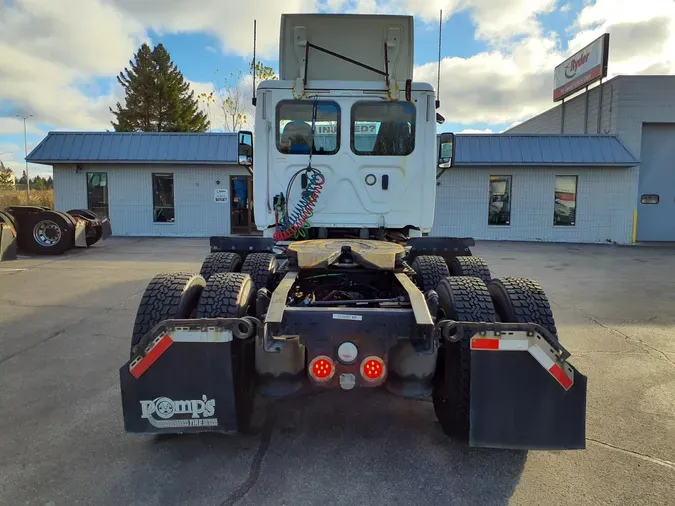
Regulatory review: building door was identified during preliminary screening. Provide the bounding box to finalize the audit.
[86,172,108,218]
[637,123,675,241]
[230,175,255,235]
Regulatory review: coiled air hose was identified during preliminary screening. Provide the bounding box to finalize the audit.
[273,166,325,241]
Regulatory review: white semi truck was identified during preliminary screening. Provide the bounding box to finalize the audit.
[119,13,586,450]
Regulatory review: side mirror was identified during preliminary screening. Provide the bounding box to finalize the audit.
[238,131,253,167]
[438,132,454,169]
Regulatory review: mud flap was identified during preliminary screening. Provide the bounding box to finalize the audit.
[0,224,18,261]
[74,221,87,248]
[469,351,587,450]
[120,341,239,434]
[101,218,112,240]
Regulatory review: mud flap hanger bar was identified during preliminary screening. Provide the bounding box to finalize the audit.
[129,317,262,379]
[436,320,575,390]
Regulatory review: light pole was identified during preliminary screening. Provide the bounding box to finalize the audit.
[17,114,33,202]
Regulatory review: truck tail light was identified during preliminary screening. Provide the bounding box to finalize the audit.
[360,356,386,382]
[309,355,335,382]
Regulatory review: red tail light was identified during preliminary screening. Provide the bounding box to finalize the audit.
[360,356,386,382]
[309,356,335,382]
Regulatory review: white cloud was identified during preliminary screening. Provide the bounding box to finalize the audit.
[0,118,43,136]
[566,0,675,76]
[0,0,146,131]
[1,0,674,141]
[110,0,315,59]
[459,128,494,134]
[415,33,563,125]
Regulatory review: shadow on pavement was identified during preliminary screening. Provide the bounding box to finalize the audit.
[128,389,527,506]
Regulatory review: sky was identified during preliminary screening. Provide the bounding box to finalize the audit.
[1,0,674,177]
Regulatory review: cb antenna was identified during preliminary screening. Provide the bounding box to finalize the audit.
[252,19,257,106]
[436,9,442,109]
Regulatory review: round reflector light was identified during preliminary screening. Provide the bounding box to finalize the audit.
[360,356,386,382]
[309,356,335,382]
[337,342,358,364]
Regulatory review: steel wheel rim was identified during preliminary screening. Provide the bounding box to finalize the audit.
[33,220,62,247]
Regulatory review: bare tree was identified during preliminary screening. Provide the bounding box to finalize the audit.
[200,62,277,132]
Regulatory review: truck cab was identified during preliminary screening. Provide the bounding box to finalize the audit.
[251,14,447,239]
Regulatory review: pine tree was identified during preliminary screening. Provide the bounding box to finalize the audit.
[110,43,209,132]
[0,163,14,190]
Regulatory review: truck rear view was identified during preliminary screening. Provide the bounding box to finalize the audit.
[119,13,587,450]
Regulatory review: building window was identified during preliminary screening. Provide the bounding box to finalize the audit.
[86,172,108,218]
[351,101,416,156]
[152,173,175,223]
[488,175,512,226]
[277,100,340,155]
[554,175,577,226]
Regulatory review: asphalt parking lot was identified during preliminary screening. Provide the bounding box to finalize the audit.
[1,238,674,505]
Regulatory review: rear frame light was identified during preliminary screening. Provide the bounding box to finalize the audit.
[309,355,335,382]
[360,356,386,383]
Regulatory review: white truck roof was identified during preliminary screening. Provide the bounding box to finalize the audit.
[279,14,414,82]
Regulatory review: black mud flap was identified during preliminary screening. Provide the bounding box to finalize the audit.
[101,218,112,240]
[469,351,587,450]
[120,341,239,434]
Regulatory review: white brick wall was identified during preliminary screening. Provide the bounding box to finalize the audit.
[508,78,619,136]
[431,166,634,244]
[505,76,675,243]
[53,163,250,237]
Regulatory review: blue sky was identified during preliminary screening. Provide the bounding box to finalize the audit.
[1,0,673,177]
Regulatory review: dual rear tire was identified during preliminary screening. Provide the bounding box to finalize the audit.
[432,274,558,439]
[131,252,277,433]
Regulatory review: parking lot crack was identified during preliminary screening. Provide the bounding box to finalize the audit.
[587,438,675,470]
[581,311,675,368]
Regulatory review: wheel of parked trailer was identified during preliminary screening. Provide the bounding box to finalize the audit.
[199,252,242,281]
[432,276,496,440]
[22,210,75,255]
[241,253,278,291]
[197,272,257,433]
[411,255,450,293]
[447,256,492,284]
[488,277,558,341]
[131,273,206,352]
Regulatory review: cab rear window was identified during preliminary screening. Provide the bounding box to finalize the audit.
[351,101,416,156]
[276,101,340,155]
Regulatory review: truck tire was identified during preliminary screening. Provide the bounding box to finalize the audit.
[411,255,450,293]
[131,273,206,349]
[197,272,256,432]
[23,210,74,255]
[433,276,496,439]
[488,277,558,341]
[241,252,278,291]
[199,252,242,281]
[448,256,492,283]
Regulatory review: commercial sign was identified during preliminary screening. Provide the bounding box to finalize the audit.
[214,188,228,204]
[553,34,609,102]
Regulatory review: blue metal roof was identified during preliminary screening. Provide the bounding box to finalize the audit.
[27,131,638,168]
[26,132,239,165]
[451,134,638,167]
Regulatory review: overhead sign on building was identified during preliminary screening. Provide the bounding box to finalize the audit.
[553,34,609,102]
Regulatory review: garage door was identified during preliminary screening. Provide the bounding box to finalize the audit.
[637,123,675,241]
